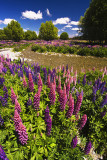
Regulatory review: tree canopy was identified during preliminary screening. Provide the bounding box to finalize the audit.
[24,30,37,40]
[0,29,7,40]
[4,20,24,42]
[38,21,58,41]
[79,0,107,43]
[60,32,69,40]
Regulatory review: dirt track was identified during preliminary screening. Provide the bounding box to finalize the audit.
[20,46,107,72]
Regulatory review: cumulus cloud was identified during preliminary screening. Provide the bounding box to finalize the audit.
[69,21,79,25]
[21,10,43,20]
[71,28,80,31]
[53,17,70,25]
[46,8,52,16]
[64,24,72,28]
[0,18,16,25]
[69,33,79,38]
[23,28,29,32]
[0,20,3,24]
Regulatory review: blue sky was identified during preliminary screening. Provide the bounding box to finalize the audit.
[0,0,91,37]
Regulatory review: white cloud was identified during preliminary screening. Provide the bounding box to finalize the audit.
[69,33,79,38]
[0,20,3,24]
[64,24,72,28]
[71,28,79,31]
[23,28,29,32]
[21,10,43,20]
[46,8,52,16]
[0,18,16,25]
[0,28,3,30]
[53,17,70,25]
[69,21,79,25]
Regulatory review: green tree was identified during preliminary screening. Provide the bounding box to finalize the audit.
[38,21,58,40]
[4,20,24,42]
[0,29,7,40]
[79,0,107,43]
[60,32,69,40]
[24,30,37,40]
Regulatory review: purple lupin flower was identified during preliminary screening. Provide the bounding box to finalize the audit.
[92,86,97,102]
[14,110,22,132]
[78,114,87,130]
[2,67,7,73]
[27,98,32,107]
[45,106,52,136]
[66,94,74,118]
[17,122,28,145]
[82,74,86,86]
[47,74,51,88]
[11,88,17,104]
[100,94,107,108]
[84,141,92,154]
[15,99,22,114]
[3,85,8,92]
[33,87,41,110]
[28,73,34,92]
[0,115,4,126]
[73,93,82,117]
[71,136,78,148]
[100,111,106,117]
[0,145,9,160]
[0,77,5,86]
[49,83,56,105]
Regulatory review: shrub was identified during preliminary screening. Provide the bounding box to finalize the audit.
[60,32,69,40]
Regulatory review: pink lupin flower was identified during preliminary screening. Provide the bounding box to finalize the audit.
[49,83,56,105]
[14,110,22,132]
[53,77,56,91]
[70,76,73,84]
[28,73,34,92]
[73,93,83,117]
[11,88,17,104]
[59,85,67,111]
[66,94,74,118]
[15,99,21,114]
[23,75,27,88]
[78,114,87,130]
[74,70,77,77]
[70,66,73,73]
[38,73,43,89]
[57,80,62,94]
[66,81,70,98]
[102,73,104,79]
[33,88,41,110]
[73,76,77,86]
[17,122,28,145]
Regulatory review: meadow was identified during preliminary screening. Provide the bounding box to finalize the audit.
[0,45,107,159]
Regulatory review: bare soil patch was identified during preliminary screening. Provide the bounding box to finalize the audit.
[20,46,107,72]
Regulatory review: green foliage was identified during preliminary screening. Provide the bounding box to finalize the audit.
[60,32,69,40]
[38,21,58,41]
[13,43,31,52]
[31,44,107,57]
[79,0,107,43]
[0,29,7,40]
[0,57,107,159]
[24,30,37,40]
[3,20,24,42]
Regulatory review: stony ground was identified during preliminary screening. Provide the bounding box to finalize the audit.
[20,46,107,72]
